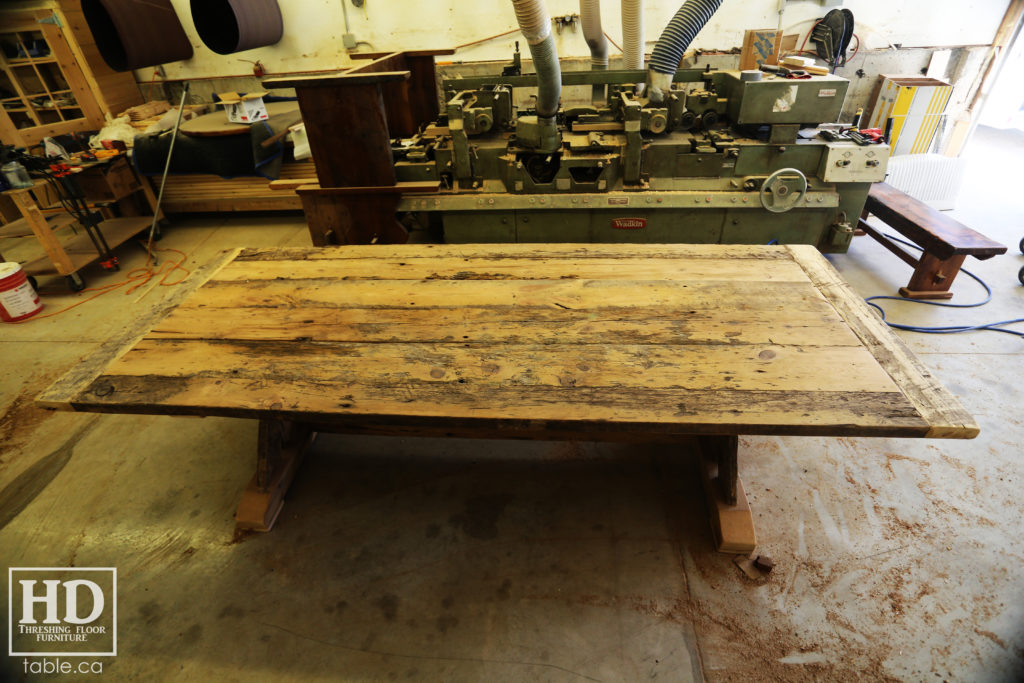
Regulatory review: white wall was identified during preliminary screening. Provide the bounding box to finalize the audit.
[150,0,1010,80]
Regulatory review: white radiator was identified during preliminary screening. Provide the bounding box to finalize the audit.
[883,154,966,211]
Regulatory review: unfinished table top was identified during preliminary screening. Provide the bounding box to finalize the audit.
[38,244,978,440]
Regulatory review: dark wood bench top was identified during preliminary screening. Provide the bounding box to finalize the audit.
[865,183,1007,261]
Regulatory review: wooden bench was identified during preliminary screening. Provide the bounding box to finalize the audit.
[860,182,1007,299]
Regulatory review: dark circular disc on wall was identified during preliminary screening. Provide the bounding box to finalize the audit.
[81,0,193,71]
[191,0,284,55]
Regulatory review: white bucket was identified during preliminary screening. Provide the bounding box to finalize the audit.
[0,262,43,322]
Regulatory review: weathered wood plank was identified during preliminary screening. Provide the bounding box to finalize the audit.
[147,305,862,348]
[180,278,833,313]
[94,339,903,394]
[211,256,812,283]
[786,244,979,438]
[70,375,929,437]
[34,249,242,410]
[233,244,797,262]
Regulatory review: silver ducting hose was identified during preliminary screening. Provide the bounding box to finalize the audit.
[511,0,561,121]
[647,0,723,102]
[580,0,608,69]
[580,0,607,104]
[621,0,644,71]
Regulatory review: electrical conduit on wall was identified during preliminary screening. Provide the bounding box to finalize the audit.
[510,0,562,121]
[647,0,724,102]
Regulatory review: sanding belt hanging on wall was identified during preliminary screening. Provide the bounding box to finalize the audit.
[83,0,284,72]
[82,0,193,71]
[190,0,284,55]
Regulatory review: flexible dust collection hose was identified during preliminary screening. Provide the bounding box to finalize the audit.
[511,0,562,121]
[580,0,608,69]
[580,0,608,104]
[621,0,644,71]
[647,0,724,102]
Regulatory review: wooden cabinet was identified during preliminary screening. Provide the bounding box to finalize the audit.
[0,4,142,148]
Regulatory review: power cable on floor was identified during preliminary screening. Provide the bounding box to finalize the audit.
[9,243,192,324]
[863,234,1024,340]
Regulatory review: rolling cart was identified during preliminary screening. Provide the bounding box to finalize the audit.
[0,156,161,291]
[1019,238,1023,286]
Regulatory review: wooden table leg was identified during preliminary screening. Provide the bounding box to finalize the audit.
[899,252,966,300]
[235,419,316,532]
[697,435,756,554]
[297,190,408,246]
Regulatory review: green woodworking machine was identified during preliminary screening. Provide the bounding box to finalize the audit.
[268,0,888,251]
[393,60,888,251]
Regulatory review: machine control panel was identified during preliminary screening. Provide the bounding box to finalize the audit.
[819,143,890,183]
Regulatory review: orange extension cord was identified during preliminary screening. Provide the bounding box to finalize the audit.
[10,243,192,324]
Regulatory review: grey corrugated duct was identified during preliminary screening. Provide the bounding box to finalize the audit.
[191,0,284,55]
[647,0,724,102]
[621,0,644,71]
[82,0,193,72]
[580,0,607,104]
[511,0,561,122]
[579,0,607,69]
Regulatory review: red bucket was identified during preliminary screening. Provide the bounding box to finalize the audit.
[0,262,43,322]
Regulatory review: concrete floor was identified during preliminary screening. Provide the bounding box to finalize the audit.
[1,126,1022,682]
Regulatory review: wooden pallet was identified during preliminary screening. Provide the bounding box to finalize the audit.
[155,160,314,213]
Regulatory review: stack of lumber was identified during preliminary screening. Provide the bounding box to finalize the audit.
[154,160,315,213]
[119,102,209,131]
[122,100,171,122]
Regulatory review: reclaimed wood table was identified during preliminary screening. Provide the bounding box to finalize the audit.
[37,244,978,552]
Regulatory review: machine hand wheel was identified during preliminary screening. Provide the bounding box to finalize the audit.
[759,168,809,214]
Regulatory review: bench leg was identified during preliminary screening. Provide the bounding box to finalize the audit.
[900,252,967,300]
[235,419,316,533]
[697,435,756,554]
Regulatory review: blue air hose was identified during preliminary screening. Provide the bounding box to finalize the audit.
[863,234,1024,340]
